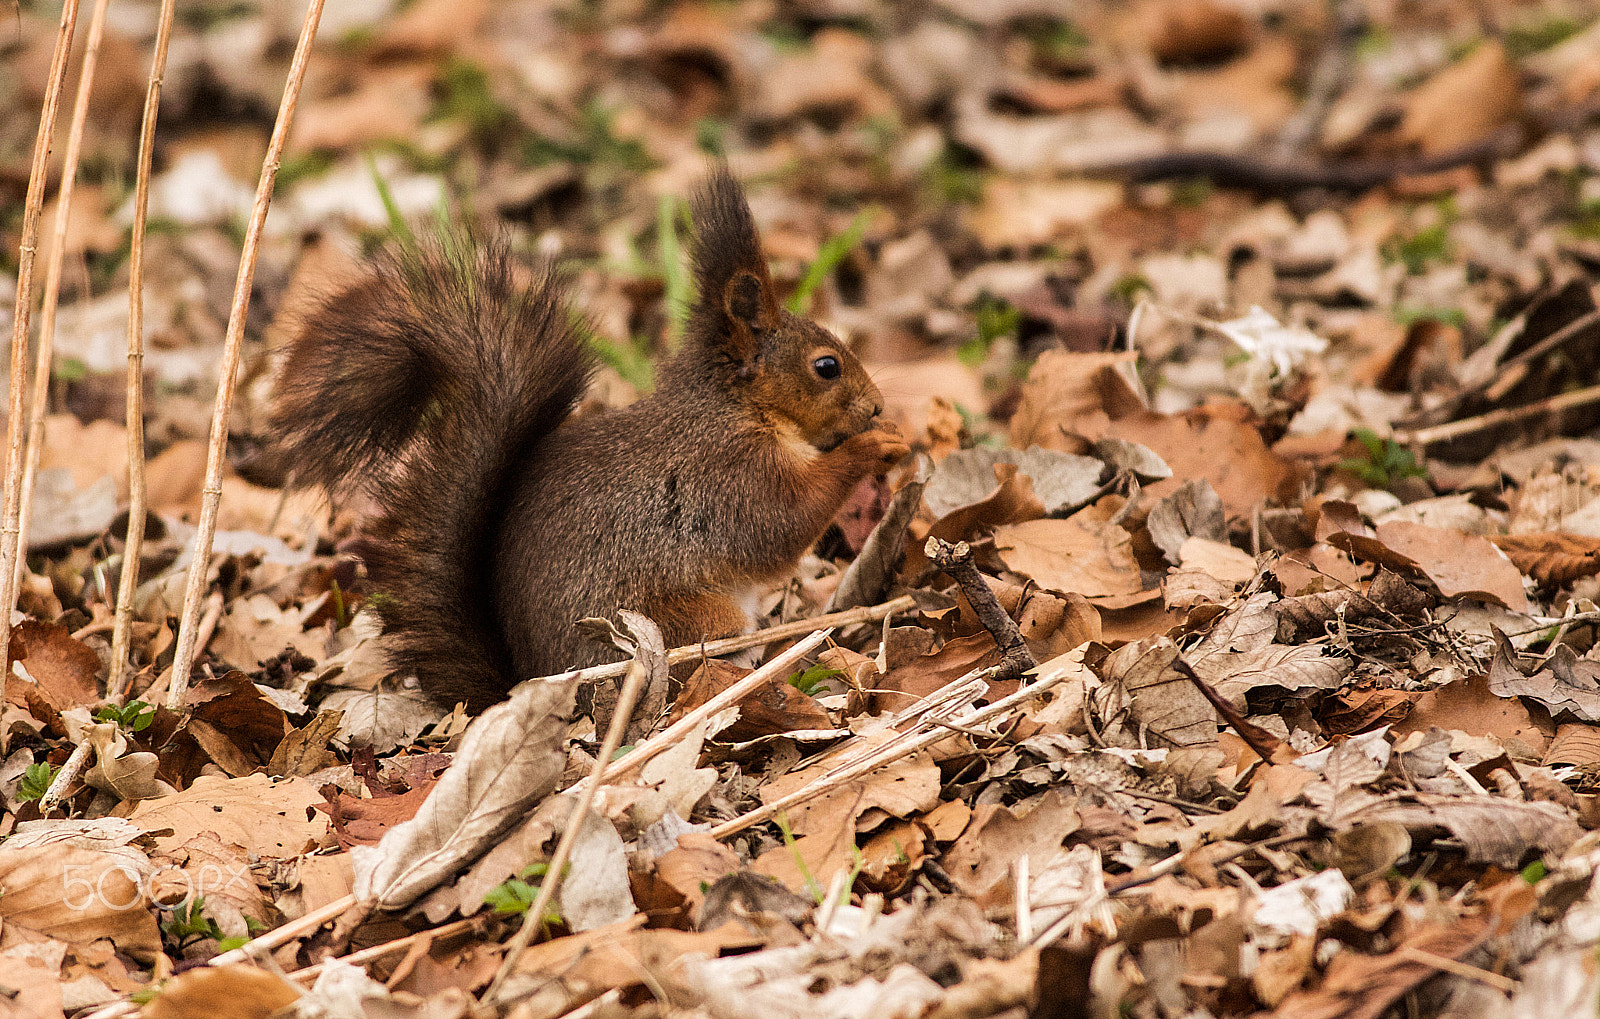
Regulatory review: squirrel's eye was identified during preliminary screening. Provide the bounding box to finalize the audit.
[812,355,841,380]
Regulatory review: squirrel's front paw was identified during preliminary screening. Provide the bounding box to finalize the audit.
[844,422,911,471]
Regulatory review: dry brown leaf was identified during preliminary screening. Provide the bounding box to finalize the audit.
[1098,636,1218,749]
[6,620,100,712]
[1104,411,1305,520]
[1374,521,1529,611]
[1342,795,1580,868]
[1396,41,1520,156]
[1489,532,1600,586]
[127,774,326,859]
[0,845,161,960]
[673,659,831,741]
[1009,350,1146,451]
[940,790,1081,896]
[993,500,1144,600]
[351,677,573,910]
[143,965,302,1019]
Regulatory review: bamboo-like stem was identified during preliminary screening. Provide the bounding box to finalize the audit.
[167,0,327,711]
[14,0,112,612]
[107,0,178,703]
[486,644,652,1000]
[554,594,915,687]
[708,664,1071,839]
[0,0,82,674]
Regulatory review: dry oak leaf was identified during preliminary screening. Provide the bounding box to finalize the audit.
[1489,532,1600,586]
[994,498,1144,600]
[1374,521,1529,611]
[1187,593,1352,708]
[127,773,326,858]
[6,619,100,712]
[0,844,160,959]
[941,789,1080,896]
[1009,349,1147,451]
[1097,636,1218,750]
[1396,41,1521,156]
[1102,410,1305,520]
[143,965,302,1019]
[1264,917,1490,1019]
[1340,794,1581,868]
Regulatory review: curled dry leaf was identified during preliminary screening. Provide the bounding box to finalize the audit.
[1489,532,1600,586]
[1374,521,1529,612]
[352,677,574,910]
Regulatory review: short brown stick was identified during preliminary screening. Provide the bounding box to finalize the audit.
[925,537,1035,684]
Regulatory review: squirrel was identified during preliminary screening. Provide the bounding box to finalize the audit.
[271,169,909,713]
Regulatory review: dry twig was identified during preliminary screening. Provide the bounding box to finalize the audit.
[486,643,652,1000]
[925,537,1035,684]
[14,0,111,604]
[0,0,81,671]
[167,0,327,709]
[108,0,178,701]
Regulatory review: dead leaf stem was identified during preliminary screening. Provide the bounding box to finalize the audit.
[486,645,651,1000]
[167,0,327,710]
[108,0,177,702]
[925,537,1035,685]
[14,0,110,606]
[0,0,80,684]
[557,595,915,688]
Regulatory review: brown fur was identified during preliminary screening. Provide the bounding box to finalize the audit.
[272,170,907,712]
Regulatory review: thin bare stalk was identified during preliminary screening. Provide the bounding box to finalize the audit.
[167,0,327,710]
[106,0,178,702]
[14,0,112,610]
[486,643,652,1000]
[1,0,82,672]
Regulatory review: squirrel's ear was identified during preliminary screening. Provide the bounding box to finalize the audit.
[724,270,774,335]
[691,168,778,360]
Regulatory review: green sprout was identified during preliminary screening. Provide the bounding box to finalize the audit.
[1338,429,1427,490]
[787,210,873,315]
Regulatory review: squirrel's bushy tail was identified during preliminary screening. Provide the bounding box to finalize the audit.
[271,237,593,710]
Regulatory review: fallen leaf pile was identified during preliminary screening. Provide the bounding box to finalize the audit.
[14,0,1600,1016]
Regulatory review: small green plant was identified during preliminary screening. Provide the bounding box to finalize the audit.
[524,101,654,173]
[433,57,517,145]
[775,813,825,902]
[695,117,729,157]
[329,579,350,630]
[1110,273,1152,304]
[1383,200,1457,274]
[788,663,842,696]
[959,295,1020,367]
[658,195,693,343]
[588,334,656,392]
[1506,17,1581,59]
[1338,429,1427,489]
[160,898,256,953]
[94,700,155,732]
[1392,306,1467,329]
[484,863,562,925]
[16,762,57,803]
[786,210,872,315]
[275,149,337,190]
[924,145,985,206]
[366,154,419,253]
[1172,178,1214,208]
